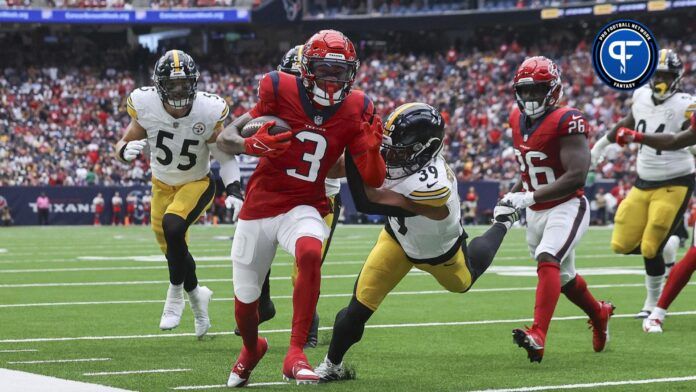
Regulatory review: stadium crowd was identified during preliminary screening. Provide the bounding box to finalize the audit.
[1,29,695,190]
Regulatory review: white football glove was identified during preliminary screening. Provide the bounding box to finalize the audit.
[224,182,244,222]
[501,191,536,209]
[122,139,147,162]
[590,135,610,168]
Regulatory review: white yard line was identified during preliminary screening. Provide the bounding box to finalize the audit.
[0,368,135,392]
[7,358,111,364]
[0,349,37,353]
[2,311,696,344]
[84,368,191,376]
[172,382,287,390]
[1,282,685,309]
[469,375,696,392]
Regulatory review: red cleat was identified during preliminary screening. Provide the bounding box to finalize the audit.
[227,338,269,388]
[512,327,545,363]
[589,300,615,352]
[282,351,320,385]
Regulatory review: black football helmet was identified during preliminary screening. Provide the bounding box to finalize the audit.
[381,103,445,180]
[152,49,199,109]
[278,45,303,77]
[650,49,683,102]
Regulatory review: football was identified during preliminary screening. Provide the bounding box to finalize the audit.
[241,115,292,137]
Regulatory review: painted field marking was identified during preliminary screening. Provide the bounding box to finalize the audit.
[84,368,191,376]
[0,368,135,392]
[8,357,111,364]
[0,349,38,353]
[172,382,287,390]
[2,311,695,344]
[469,375,696,392]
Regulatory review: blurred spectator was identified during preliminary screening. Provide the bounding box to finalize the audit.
[142,190,152,225]
[126,192,137,225]
[594,187,606,226]
[111,191,123,225]
[462,186,478,225]
[0,195,11,227]
[36,192,50,225]
[93,192,104,226]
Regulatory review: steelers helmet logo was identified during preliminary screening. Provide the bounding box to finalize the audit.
[592,19,658,91]
[192,122,206,135]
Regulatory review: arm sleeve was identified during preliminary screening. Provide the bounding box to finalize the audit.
[345,153,415,217]
[406,186,452,207]
[249,72,279,118]
[209,142,241,186]
[126,93,138,120]
[557,108,590,138]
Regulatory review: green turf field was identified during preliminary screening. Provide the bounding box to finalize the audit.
[1,224,695,391]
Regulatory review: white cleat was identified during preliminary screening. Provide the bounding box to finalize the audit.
[635,309,651,319]
[159,283,185,330]
[315,356,347,382]
[188,286,213,338]
[643,317,664,333]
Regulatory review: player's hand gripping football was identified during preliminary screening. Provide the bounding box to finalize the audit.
[501,191,536,209]
[244,121,293,158]
[224,181,244,222]
[121,139,147,162]
[360,115,384,152]
[615,127,643,147]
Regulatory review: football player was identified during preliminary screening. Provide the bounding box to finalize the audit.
[313,103,521,381]
[591,49,696,319]
[114,50,246,338]
[611,113,696,333]
[502,57,614,363]
[231,44,341,348]
[216,30,385,386]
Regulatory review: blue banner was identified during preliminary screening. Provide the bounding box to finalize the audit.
[0,8,250,24]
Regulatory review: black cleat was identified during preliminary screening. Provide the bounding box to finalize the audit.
[512,328,545,363]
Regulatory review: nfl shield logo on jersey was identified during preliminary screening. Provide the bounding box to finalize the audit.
[314,115,324,126]
[192,122,206,135]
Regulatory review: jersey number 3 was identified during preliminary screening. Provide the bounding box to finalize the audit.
[286,131,327,182]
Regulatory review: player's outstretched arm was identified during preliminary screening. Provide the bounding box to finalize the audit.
[209,123,244,221]
[534,134,590,204]
[616,115,696,151]
[591,112,635,166]
[350,116,386,188]
[114,118,147,163]
[216,113,253,155]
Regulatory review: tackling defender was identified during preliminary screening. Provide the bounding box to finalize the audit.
[591,49,696,319]
[314,103,521,381]
[502,56,614,363]
[114,50,244,338]
[611,112,696,333]
[217,30,385,385]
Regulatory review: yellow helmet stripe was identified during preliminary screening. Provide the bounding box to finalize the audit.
[385,102,420,135]
[172,50,182,72]
[659,49,667,66]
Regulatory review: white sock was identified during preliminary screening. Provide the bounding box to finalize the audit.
[643,274,665,311]
[651,307,667,321]
[167,283,184,299]
[663,235,680,276]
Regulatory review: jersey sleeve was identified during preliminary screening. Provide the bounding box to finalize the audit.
[684,97,696,122]
[402,165,452,208]
[347,93,376,156]
[249,72,279,118]
[126,91,139,120]
[556,108,589,138]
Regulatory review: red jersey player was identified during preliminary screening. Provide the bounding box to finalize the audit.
[615,113,696,333]
[217,30,385,385]
[501,56,614,363]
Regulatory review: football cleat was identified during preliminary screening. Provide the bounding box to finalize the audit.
[588,301,615,352]
[493,201,521,226]
[635,309,651,319]
[227,337,269,388]
[283,352,320,385]
[188,286,213,338]
[234,298,276,336]
[305,312,320,349]
[315,356,347,382]
[643,317,664,333]
[160,283,185,330]
[512,327,545,363]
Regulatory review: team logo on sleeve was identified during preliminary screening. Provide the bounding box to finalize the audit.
[592,20,658,91]
[192,122,206,135]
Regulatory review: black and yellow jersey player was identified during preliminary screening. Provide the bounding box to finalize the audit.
[313,102,521,380]
[115,50,244,338]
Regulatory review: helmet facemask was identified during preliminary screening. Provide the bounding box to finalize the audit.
[154,75,198,109]
[381,135,443,180]
[650,70,681,102]
[514,80,560,119]
[303,57,357,106]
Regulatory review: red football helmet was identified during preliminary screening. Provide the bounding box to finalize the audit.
[301,30,359,106]
[513,56,563,119]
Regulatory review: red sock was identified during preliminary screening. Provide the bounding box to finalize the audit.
[290,236,322,352]
[657,247,696,309]
[562,274,601,324]
[235,298,259,350]
[533,261,561,337]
